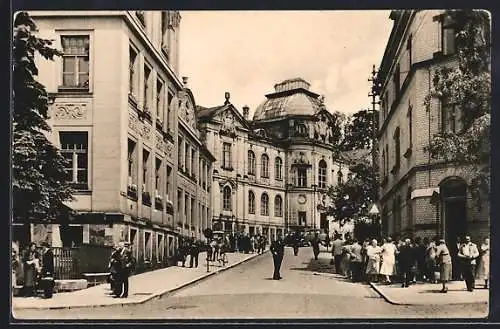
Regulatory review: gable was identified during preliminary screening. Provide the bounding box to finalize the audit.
[177,89,197,132]
[213,105,249,136]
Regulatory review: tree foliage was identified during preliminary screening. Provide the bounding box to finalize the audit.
[424,9,491,201]
[341,109,379,151]
[13,12,73,223]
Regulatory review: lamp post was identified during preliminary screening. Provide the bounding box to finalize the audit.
[312,184,317,230]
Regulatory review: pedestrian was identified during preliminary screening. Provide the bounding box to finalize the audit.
[118,242,135,298]
[349,238,363,282]
[189,238,200,268]
[365,239,382,283]
[435,239,452,293]
[311,233,321,260]
[415,237,427,282]
[380,237,397,284]
[292,232,300,256]
[325,234,331,253]
[476,237,489,289]
[109,244,122,296]
[12,243,20,290]
[451,236,463,281]
[398,238,414,288]
[331,234,343,273]
[458,235,480,292]
[270,235,285,280]
[22,242,40,297]
[341,240,352,278]
[40,242,55,298]
[425,238,438,283]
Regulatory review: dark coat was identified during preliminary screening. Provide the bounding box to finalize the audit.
[41,249,54,276]
[398,245,414,270]
[270,239,285,256]
[120,249,135,276]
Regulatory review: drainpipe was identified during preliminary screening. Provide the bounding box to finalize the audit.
[427,66,440,237]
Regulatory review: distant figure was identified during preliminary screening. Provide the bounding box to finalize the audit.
[311,233,321,260]
[398,239,414,288]
[365,239,382,283]
[477,237,490,289]
[22,242,40,297]
[458,235,479,292]
[425,239,438,283]
[270,235,285,280]
[189,238,200,268]
[435,239,452,293]
[331,234,344,274]
[349,238,363,282]
[380,237,397,284]
[108,245,122,296]
[118,242,136,298]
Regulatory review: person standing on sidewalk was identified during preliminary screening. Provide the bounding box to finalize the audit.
[458,235,480,292]
[40,242,55,298]
[311,233,321,260]
[477,237,489,289]
[118,242,135,298]
[109,245,122,296]
[292,232,300,256]
[398,239,414,288]
[270,235,285,280]
[435,239,452,293]
[365,239,382,283]
[425,238,438,283]
[189,238,200,268]
[380,237,397,284]
[349,238,363,282]
[331,234,344,274]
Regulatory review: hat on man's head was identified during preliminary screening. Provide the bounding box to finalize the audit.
[439,239,446,244]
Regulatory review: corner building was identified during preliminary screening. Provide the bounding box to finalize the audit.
[18,11,214,271]
[376,10,489,244]
[198,78,350,241]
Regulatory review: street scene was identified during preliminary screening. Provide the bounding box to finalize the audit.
[11,9,490,320]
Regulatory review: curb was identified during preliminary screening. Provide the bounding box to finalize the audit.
[13,251,268,311]
[369,282,489,306]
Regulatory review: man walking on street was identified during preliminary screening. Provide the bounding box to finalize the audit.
[311,233,320,260]
[331,234,344,274]
[270,235,285,280]
[118,242,135,298]
[189,238,200,268]
[458,235,479,291]
[349,238,363,282]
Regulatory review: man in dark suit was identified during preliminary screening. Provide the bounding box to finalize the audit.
[118,242,135,298]
[270,235,285,280]
[40,242,55,298]
[398,238,414,288]
[311,233,321,260]
[108,245,122,297]
[189,238,200,268]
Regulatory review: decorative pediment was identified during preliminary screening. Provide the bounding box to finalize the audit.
[292,151,311,166]
[218,178,238,189]
[177,90,197,131]
[219,109,237,138]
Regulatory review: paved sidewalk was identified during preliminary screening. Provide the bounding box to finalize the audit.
[12,251,265,310]
[370,280,489,306]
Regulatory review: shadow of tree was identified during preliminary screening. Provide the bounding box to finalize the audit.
[289,258,336,275]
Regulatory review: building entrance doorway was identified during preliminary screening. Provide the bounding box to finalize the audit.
[440,177,467,280]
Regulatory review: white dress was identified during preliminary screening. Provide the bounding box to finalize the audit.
[380,243,396,276]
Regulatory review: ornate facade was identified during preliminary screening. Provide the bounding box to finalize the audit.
[15,11,214,270]
[198,78,350,241]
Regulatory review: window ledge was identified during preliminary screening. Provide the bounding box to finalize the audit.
[222,166,234,171]
[58,86,90,94]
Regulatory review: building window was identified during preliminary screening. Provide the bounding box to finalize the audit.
[185,142,190,173]
[60,132,88,190]
[275,157,283,180]
[248,191,255,214]
[178,137,183,169]
[177,189,182,225]
[191,149,196,178]
[144,231,152,261]
[442,14,456,55]
[166,165,172,198]
[274,195,283,217]
[223,186,232,211]
[143,65,151,112]
[261,154,269,178]
[441,100,461,133]
[248,150,256,175]
[61,35,89,89]
[136,11,146,27]
[298,211,306,226]
[407,187,413,229]
[407,34,413,68]
[337,171,343,185]
[393,63,401,99]
[318,160,327,189]
[155,158,162,194]
[261,193,269,216]
[156,233,164,262]
[129,46,137,96]
[156,79,164,119]
[297,168,307,187]
[393,127,400,171]
[408,105,413,147]
[223,143,232,169]
[142,150,150,192]
[127,139,137,185]
[167,91,174,131]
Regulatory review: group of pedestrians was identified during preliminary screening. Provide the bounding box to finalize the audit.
[108,241,136,298]
[177,236,201,268]
[330,234,489,293]
[12,242,55,298]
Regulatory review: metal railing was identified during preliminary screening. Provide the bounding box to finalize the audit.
[52,247,79,280]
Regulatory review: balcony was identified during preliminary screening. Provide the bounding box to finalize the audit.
[154,195,163,210]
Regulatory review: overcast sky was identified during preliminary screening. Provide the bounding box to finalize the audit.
[179,11,393,117]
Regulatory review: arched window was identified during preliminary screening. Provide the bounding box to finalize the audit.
[275,157,283,180]
[274,195,283,217]
[318,160,327,188]
[248,191,255,214]
[261,154,269,178]
[261,193,269,216]
[248,150,256,175]
[223,186,232,211]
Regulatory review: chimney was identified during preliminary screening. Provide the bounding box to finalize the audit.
[242,105,249,120]
[224,92,230,105]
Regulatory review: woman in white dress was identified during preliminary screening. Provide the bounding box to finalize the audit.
[365,239,382,282]
[380,237,397,284]
[476,237,489,288]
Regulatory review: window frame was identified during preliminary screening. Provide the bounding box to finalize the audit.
[275,157,283,181]
[441,14,457,56]
[248,150,256,175]
[143,63,152,112]
[248,191,255,214]
[318,160,327,189]
[297,168,307,187]
[129,45,138,97]
[143,229,153,262]
[59,131,89,190]
[222,142,232,169]
[223,186,232,211]
[261,193,269,216]
[261,154,270,178]
[274,195,283,217]
[59,34,91,92]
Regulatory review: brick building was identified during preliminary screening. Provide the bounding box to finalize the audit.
[12,11,214,271]
[197,78,351,241]
[376,10,489,244]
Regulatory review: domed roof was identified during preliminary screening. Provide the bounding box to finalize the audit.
[252,78,323,121]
